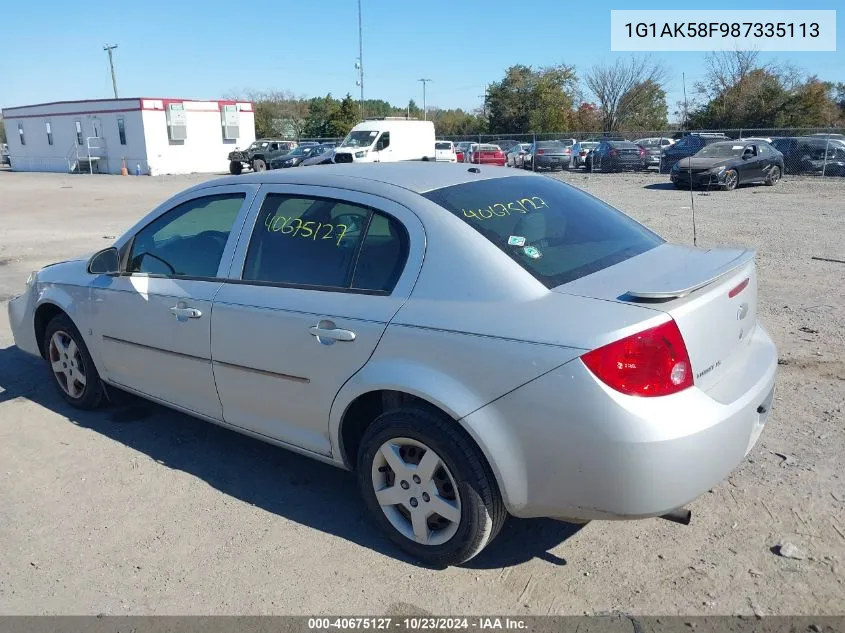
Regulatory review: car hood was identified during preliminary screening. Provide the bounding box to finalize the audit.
[36,258,89,283]
[675,156,738,170]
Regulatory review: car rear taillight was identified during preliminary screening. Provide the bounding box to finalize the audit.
[579,151,586,156]
[610,149,619,157]
[537,149,545,155]
[580,320,693,397]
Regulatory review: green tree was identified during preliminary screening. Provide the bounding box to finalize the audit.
[0,119,6,144]
[585,56,667,131]
[327,93,360,137]
[486,64,578,134]
[430,108,487,136]
[617,79,668,130]
[571,102,603,132]
[302,94,340,138]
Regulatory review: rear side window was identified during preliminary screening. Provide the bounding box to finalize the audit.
[422,176,663,289]
[242,194,408,293]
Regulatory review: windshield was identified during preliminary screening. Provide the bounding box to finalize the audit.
[340,130,378,148]
[696,143,745,158]
[248,141,269,150]
[422,176,663,289]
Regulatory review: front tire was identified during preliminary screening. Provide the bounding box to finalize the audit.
[43,314,105,410]
[765,165,781,186]
[357,408,506,567]
[722,168,739,191]
[228,161,243,175]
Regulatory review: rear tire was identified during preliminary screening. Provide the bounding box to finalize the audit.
[252,158,267,172]
[357,407,506,567]
[43,314,105,410]
[228,161,242,175]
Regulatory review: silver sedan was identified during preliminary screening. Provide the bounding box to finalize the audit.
[9,163,777,566]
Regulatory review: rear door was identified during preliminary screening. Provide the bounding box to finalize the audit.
[210,185,425,454]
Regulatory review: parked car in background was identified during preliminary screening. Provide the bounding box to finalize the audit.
[435,141,458,162]
[0,143,10,166]
[634,138,667,169]
[9,163,778,566]
[670,141,784,190]
[585,140,646,172]
[269,145,316,169]
[470,144,505,166]
[493,140,520,154]
[333,119,436,163]
[523,140,571,171]
[770,136,845,174]
[634,137,674,149]
[659,133,729,173]
[569,141,599,169]
[506,143,532,168]
[300,144,336,166]
[228,139,298,174]
[455,142,473,162]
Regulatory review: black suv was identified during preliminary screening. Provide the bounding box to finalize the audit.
[227,139,297,174]
[659,133,729,173]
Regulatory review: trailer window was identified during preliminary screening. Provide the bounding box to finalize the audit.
[117,118,127,145]
[18,122,25,146]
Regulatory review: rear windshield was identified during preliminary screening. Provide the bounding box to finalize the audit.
[536,141,566,149]
[608,141,638,149]
[422,176,663,288]
[435,142,453,150]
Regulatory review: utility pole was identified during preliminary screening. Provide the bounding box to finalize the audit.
[357,0,364,120]
[418,78,432,120]
[103,44,119,99]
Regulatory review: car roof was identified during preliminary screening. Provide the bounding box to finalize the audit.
[195,162,533,195]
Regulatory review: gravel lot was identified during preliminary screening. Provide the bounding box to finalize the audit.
[0,168,843,616]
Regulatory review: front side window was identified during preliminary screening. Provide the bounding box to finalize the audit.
[18,122,25,146]
[117,118,127,145]
[243,194,408,292]
[423,176,663,289]
[376,132,390,150]
[127,193,245,278]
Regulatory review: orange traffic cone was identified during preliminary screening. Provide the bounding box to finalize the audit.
[120,157,129,176]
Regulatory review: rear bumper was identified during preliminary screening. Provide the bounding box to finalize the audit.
[534,155,568,167]
[8,289,41,358]
[462,324,778,520]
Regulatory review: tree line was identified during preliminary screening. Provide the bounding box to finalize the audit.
[229,52,844,139]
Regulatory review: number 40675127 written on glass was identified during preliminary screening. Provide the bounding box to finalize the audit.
[264,214,349,246]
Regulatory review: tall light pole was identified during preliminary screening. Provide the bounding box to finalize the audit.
[418,78,432,120]
[103,44,119,99]
[357,0,364,120]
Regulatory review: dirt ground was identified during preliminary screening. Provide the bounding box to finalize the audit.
[0,168,843,616]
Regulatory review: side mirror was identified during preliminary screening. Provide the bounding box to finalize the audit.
[87,247,120,275]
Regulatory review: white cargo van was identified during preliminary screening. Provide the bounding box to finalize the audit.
[333,119,435,164]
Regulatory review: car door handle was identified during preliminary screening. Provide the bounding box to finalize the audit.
[309,325,355,342]
[169,305,203,319]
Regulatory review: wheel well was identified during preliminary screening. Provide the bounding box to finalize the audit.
[33,303,66,358]
[339,390,452,470]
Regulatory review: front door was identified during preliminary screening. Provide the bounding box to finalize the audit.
[210,185,424,454]
[92,187,255,419]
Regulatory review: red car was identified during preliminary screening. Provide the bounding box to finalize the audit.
[470,144,506,166]
[455,150,465,162]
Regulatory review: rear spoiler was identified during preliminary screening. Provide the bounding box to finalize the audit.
[626,248,755,300]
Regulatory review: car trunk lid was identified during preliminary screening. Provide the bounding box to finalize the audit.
[553,244,758,392]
